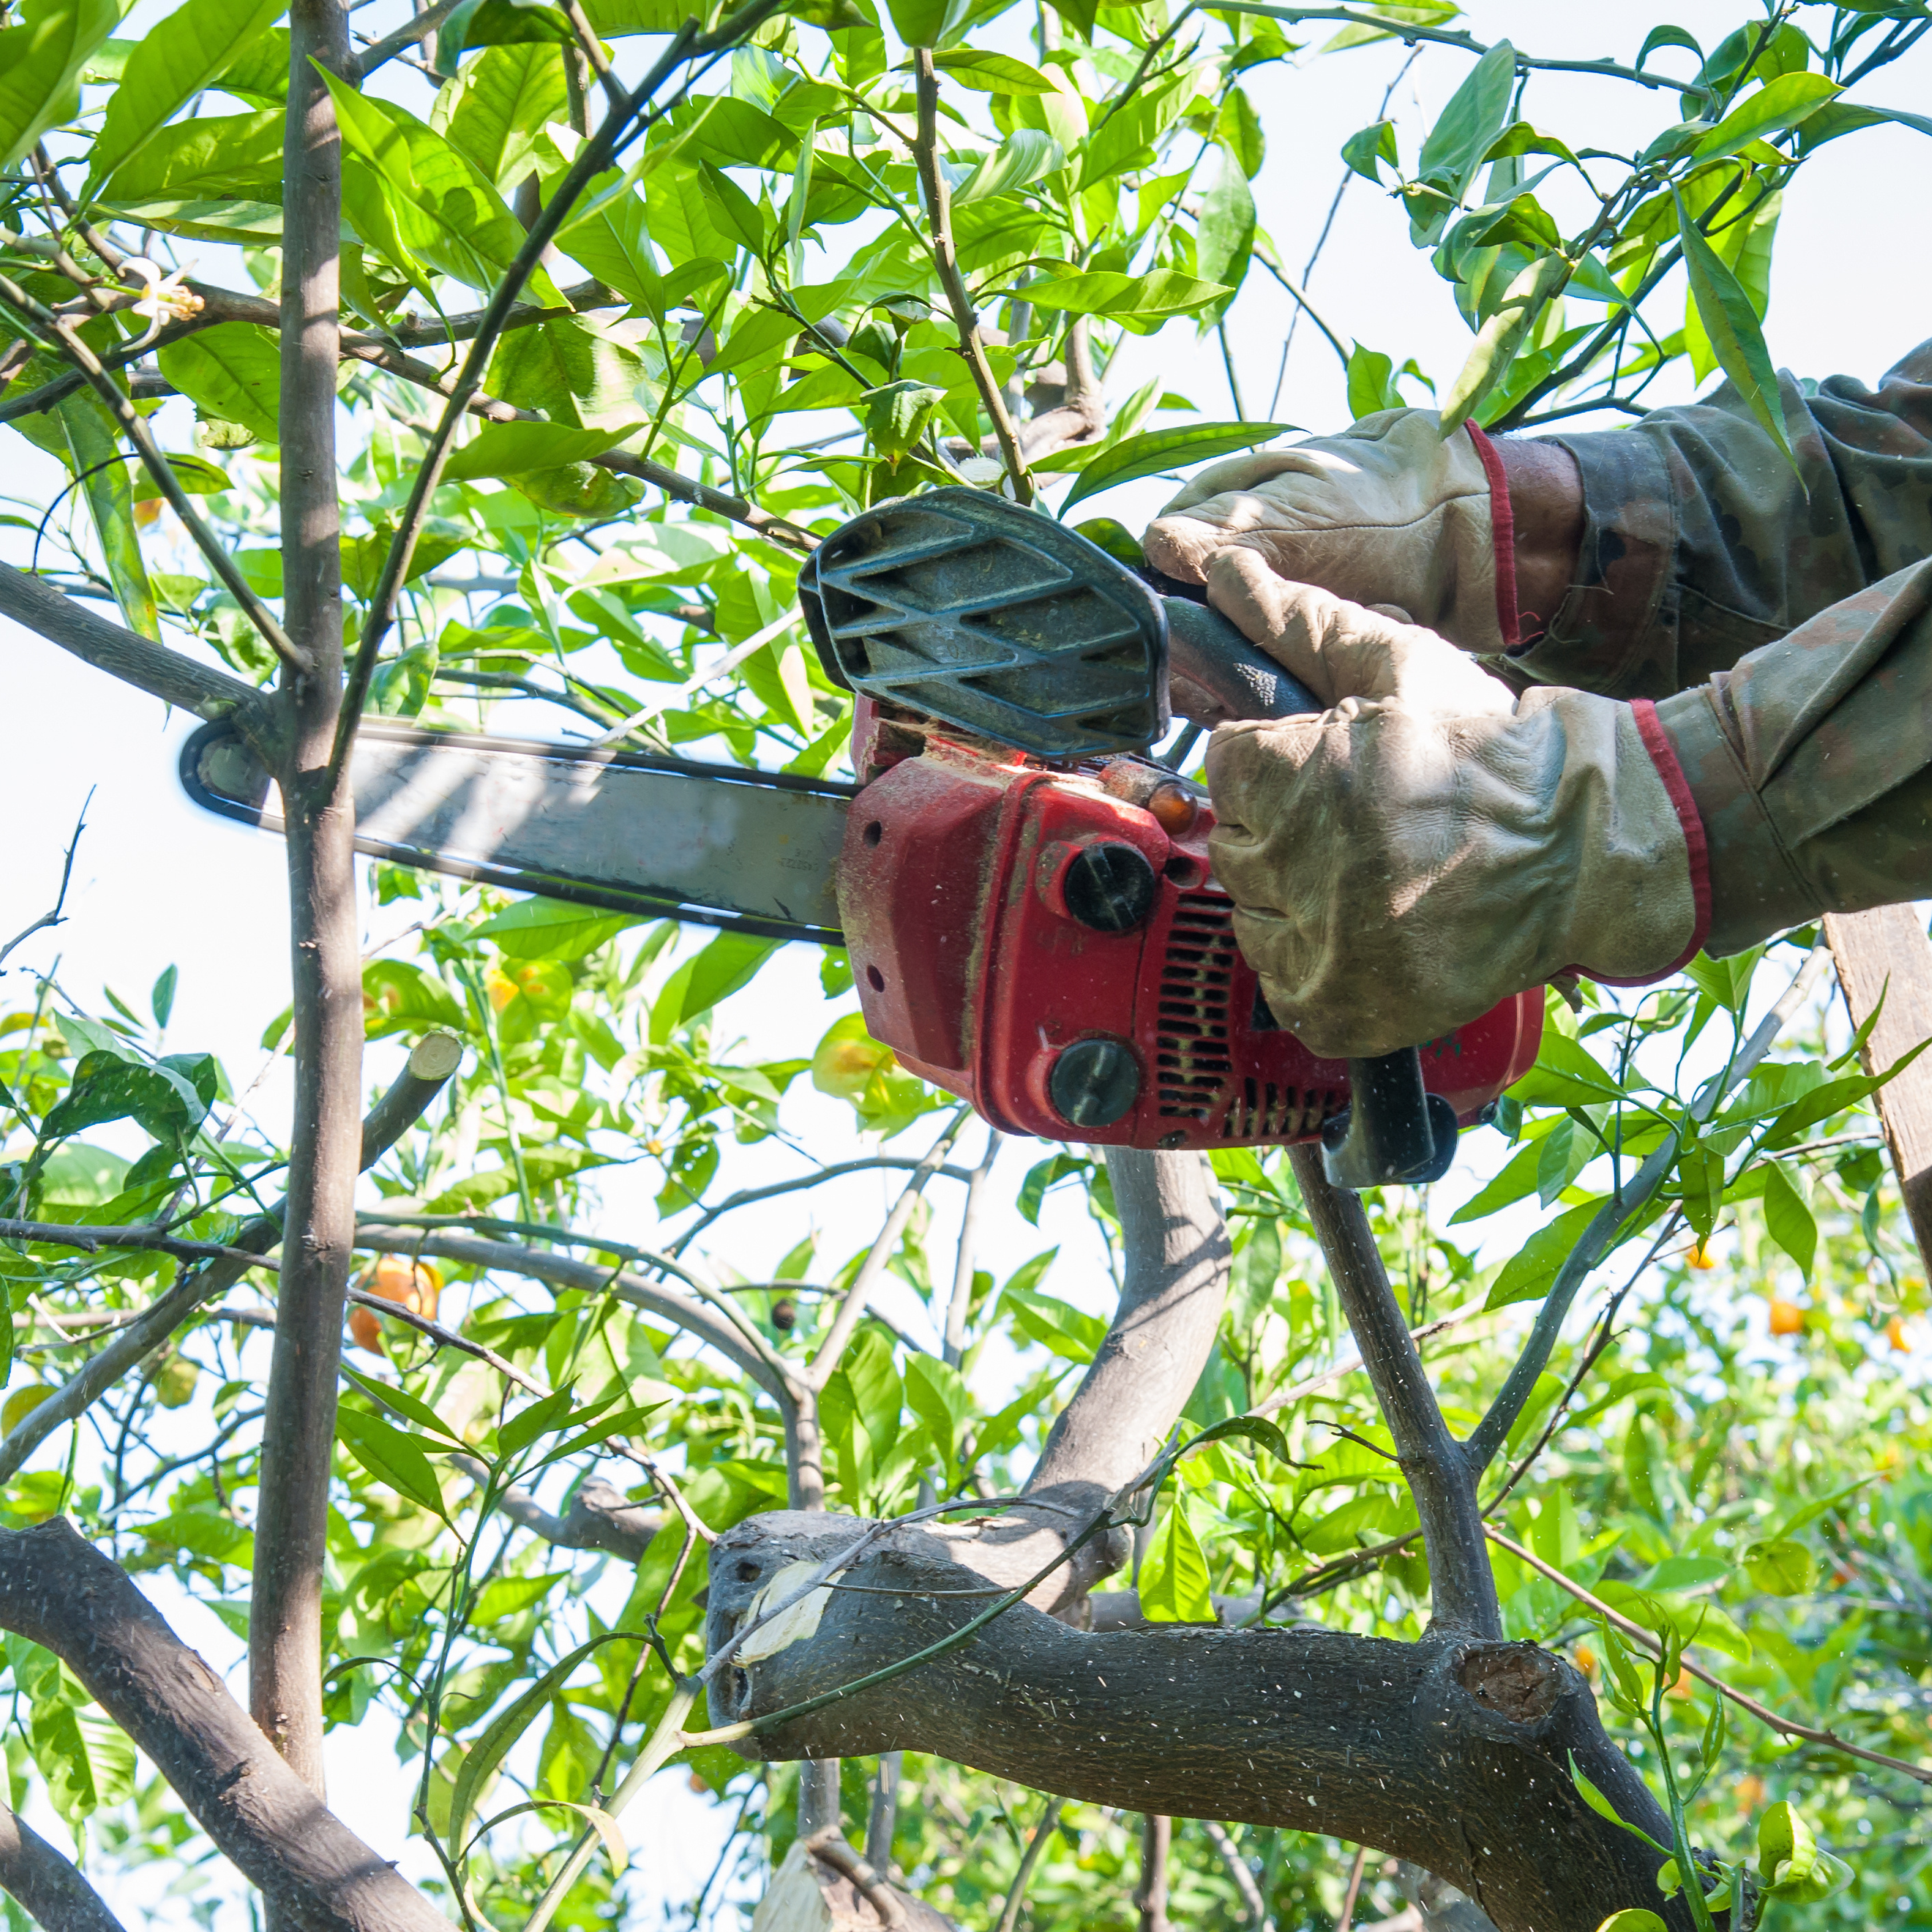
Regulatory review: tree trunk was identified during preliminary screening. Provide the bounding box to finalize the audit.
[251,0,357,1802]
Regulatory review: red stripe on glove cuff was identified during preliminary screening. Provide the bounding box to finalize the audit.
[1577,699,1713,988]
[1464,421,1520,649]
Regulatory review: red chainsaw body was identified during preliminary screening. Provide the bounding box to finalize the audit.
[838,709,1542,1152]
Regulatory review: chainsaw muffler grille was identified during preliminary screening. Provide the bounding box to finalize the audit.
[1155,891,1237,1121]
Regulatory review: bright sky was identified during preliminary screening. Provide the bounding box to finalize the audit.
[2,3,1928,1921]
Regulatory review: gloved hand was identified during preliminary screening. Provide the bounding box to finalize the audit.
[1144,409,1516,653]
[1200,548,1705,1058]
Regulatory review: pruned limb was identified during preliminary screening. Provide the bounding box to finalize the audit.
[0,560,269,728]
[449,1458,660,1562]
[701,1522,1689,1932]
[0,1519,446,1932]
[0,1801,129,1932]
[1824,906,1932,1274]
[1288,1148,1498,1639]
[0,1042,461,1484]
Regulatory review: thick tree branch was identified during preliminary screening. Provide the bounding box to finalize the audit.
[911,48,1033,500]
[0,560,269,728]
[0,1801,128,1932]
[1289,1147,1498,1638]
[701,1523,1689,1932]
[0,1520,447,1932]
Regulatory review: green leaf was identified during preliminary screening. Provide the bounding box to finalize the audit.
[1415,36,1515,201]
[1024,269,1231,319]
[1439,250,1570,434]
[1044,421,1291,509]
[335,1406,451,1518]
[341,1366,470,1448]
[1567,1752,1669,1854]
[1003,1281,1106,1362]
[650,933,780,1042]
[442,420,639,482]
[1184,1412,1293,1467]
[102,108,285,203]
[1635,24,1700,69]
[471,896,644,962]
[697,161,765,253]
[1676,189,1792,463]
[87,0,289,192]
[904,1354,968,1475]
[362,960,468,1041]
[0,0,119,170]
[1743,1538,1816,1596]
[556,184,662,310]
[1595,1914,1669,1932]
[541,1398,669,1467]
[159,323,282,442]
[41,1050,209,1144]
[437,43,571,189]
[946,128,1064,204]
[1693,71,1842,161]
[1139,1499,1214,1622]
[211,27,287,102]
[57,394,159,643]
[861,379,947,463]
[1485,1198,1609,1311]
[1761,1163,1816,1281]
[1340,116,1397,183]
[929,48,1054,92]
[33,1704,135,1827]
[1468,191,1561,254]
[1194,147,1255,322]
[432,0,571,79]
[1797,99,1932,153]
[498,1385,578,1458]
[579,0,693,34]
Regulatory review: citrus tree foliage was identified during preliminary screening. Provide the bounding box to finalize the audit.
[1,0,1930,1925]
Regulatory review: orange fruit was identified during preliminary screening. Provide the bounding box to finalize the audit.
[349,1256,443,1355]
[1737,1775,1766,1813]
[1886,1315,1911,1352]
[1668,1667,1696,1700]
[1768,1298,1805,1336]
[1686,1242,1717,1270]
[485,967,519,1013]
[1572,1643,1597,1678]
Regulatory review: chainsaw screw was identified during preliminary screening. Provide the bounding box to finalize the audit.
[1049,1037,1141,1128]
[1062,843,1157,933]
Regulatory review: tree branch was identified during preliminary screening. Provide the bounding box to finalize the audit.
[701,1522,1688,1932]
[450,1459,661,1562]
[0,560,269,726]
[348,0,465,77]
[911,47,1033,501]
[0,1801,128,1932]
[1289,1147,1498,1638]
[0,272,303,671]
[0,1519,448,1932]
[0,1040,460,1484]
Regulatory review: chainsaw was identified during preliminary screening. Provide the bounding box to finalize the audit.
[181,488,1541,1188]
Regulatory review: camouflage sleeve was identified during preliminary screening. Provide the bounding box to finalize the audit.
[1495,339,1932,700]
[1646,559,1932,958]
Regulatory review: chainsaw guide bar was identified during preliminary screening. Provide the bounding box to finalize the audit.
[181,718,855,946]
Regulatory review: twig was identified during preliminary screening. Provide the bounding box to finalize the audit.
[0,1223,280,1271]
[1485,1529,1932,1789]
[911,48,1033,502]
[345,1287,547,1396]
[0,272,303,671]
[672,1156,978,1255]
[994,1797,1065,1932]
[607,1436,717,1545]
[809,1105,972,1386]
[943,1129,1002,1367]
[0,798,88,973]
[1200,1818,1268,1928]
[1464,942,1834,1472]
[350,0,465,77]
[1253,1298,1492,1417]
[1336,1844,1369,1932]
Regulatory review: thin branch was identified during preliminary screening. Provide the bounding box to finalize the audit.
[0,799,88,973]
[1465,942,1832,1472]
[350,0,465,77]
[0,1799,129,1932]
[0,562,268,724]
[1209,6,1714,106]
[800,1828,910,1930]
[345,1286,546,1396]
[672,1156,977,1255]
[0,273,305,672]
[994,1797,1064,1932]
[559,0,630,117]
[911,48,1033,503]
[1252,1298,1492,1417]
[1335,1844,1369,1932]
[1486,1529,1932,1789]
[943,1130,1001,1367]
[607,1436,717,1546]
[808,1105,972,1388]
[1199,1818,1269,1929]
[0,1222,281,1271]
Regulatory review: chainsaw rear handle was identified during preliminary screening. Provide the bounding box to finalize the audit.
[1151,576,1458,1191]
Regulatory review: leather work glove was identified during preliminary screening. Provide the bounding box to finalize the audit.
[1200,549,1707,1059]
[1143,408,1519,653]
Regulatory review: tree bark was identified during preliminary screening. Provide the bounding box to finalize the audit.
[701,1523,1689,1932]
[0,1801,128,1932]
[1824,906,1932,1275]
[1136,1814,1171,1932]
[0,1520,446,1932]
[249,0,357,1804]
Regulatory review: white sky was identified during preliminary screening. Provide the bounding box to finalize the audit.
[2,2,1928,1920]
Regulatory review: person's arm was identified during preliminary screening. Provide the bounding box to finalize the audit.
[1503,339,1932,699]
[1652,556,1932,957]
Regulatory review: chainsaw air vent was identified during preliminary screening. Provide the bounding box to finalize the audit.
[1155,891,1236,1120]
[1220,1078,1333,1141]
[797,488,1170,758]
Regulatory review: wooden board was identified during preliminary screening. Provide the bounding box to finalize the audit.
[1823,906,1932,1277]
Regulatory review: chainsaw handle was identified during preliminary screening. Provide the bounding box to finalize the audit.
[1151,583,1458,1190]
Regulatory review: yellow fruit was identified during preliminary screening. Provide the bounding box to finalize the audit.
[1737,1775,1767,1813]
[1769,1297,1805,1337]
[1886,1315,1911,1352]
[485,968,519,1013]
[1,1385,53,1436]
[1572,1643,1597,1678]
[1686,1242,1717,1270]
